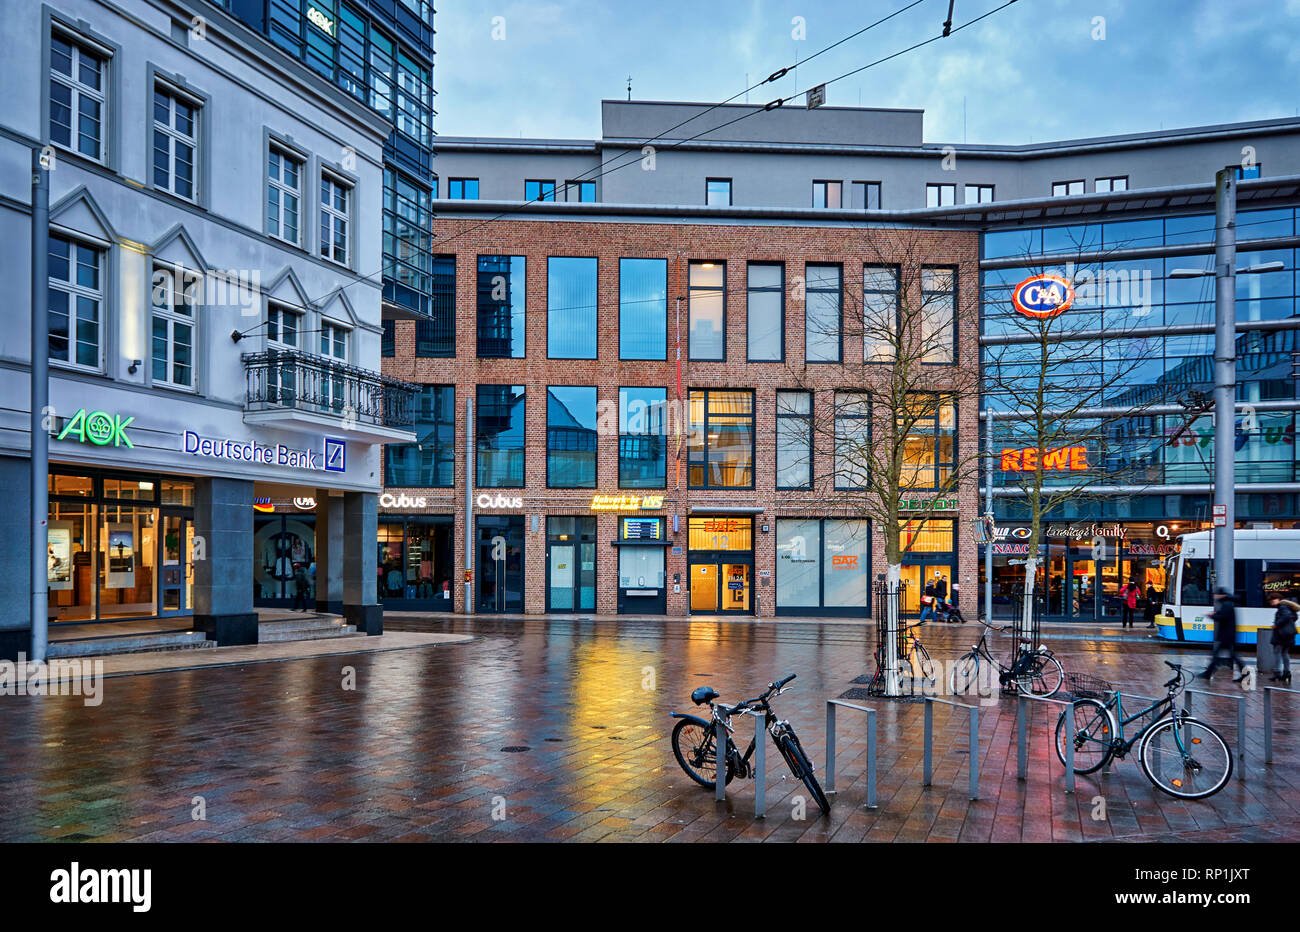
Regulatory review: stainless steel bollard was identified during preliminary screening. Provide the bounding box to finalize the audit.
[825,702,837,793]
[753,714,766,818]
[1264,688,1274,764]
[1017,696,1028,781]
[715,719,726,803]
[1064,704,1075,794]
[866,709,878,810]
[1237,698,1247,765]
[968,705,980,800]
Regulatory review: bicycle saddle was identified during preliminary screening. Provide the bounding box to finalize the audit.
[691,686,719,705]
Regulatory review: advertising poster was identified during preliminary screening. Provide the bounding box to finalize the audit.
[48,521,73,591]
[106,522,136,589]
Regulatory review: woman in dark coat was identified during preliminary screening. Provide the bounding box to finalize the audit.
[1143,584,1160,628]
[1270,595,1297,683]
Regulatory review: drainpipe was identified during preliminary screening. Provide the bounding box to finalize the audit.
[465,396,475,614]
[31,148,50,663]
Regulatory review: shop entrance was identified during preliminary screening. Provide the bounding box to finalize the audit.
[477,515,524,613]
[687,517,754,615]
[546,517,596,613]
[159,512,193,614]
[900,518,956,616]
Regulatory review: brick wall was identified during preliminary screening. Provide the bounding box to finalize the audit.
[382,217,981,617]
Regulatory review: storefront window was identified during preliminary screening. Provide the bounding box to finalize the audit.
[253,514,315,603]
[823,520,869,608]
[547,517,595,612]
[619,547,665,589]
[776,518,821,608]
[377,516,454,606]
[775,518,869,614]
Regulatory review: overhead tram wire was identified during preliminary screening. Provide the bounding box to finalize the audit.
[288,0,947,312]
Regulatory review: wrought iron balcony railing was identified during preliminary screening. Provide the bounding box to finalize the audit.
[241,350,416,429]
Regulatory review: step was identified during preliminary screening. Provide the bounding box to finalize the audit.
[48,630,214,659]
[257,625,361,643]
[257,617,353,635]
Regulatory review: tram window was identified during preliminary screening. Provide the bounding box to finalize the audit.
[1263,562,1300,604]
[1181,559,1211,605]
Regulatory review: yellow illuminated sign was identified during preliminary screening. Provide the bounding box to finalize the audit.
[590,494,664,512]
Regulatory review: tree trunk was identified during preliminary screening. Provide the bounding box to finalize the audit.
[885,562,902,697]
[1019,556,1038,658]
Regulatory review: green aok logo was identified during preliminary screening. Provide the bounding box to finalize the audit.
[57,408,134,448]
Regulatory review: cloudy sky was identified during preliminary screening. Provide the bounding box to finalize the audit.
[433,0,1300,144]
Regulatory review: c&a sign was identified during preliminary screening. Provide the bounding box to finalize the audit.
[56,408,134,448]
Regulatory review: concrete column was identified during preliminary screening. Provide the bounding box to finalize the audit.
[192,477,257,645]
[0,455,33,660]
[314,491,344,614]
[342,490,381,635]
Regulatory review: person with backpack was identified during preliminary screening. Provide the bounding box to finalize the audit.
[1268,593,1297,683]
[1120,579,1140,628]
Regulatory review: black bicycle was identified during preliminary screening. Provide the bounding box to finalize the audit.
[949,619,1064,697]
[670,673,830,815]
[1055,662,1233,800]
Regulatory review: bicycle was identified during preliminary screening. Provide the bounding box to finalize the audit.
[949,618,1064,697]
[669,673,831,815]
[868,620,935,693]
[1054,662,1232,800]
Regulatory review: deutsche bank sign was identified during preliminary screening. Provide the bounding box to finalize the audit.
[183,430,346,473]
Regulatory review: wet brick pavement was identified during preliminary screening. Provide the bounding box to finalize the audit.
[0,617,1296,843]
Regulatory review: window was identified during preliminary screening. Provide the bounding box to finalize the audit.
[383,168,433,309]
[385,386,455,487]
[706,178,732,206]
[965,184,994,204]
[525,179,556,201]
[49,32,106,162]
[812,180,842,208]
[267,304,300,347]
[688,390,754,489]
[266,303,301,404]
[688,261,725,360]
[381,319,395,357]
[1237,165,1261,180]
[900,396,955,490]
[477,385,526,487]
[834,392,871,490]
[267,146,303,244]
[921,267,956,365]
[864,264,899,363]
[150,263,195,388]
[776,518,870,613]
[152,86,198,200]
[805,264,842,363]
[619,387,667,489]
[416,255,456,356]
[619,258,667,360]
[395,51,433,148]
[1052,179,1085,196]
[926,183,956,207]
[776,391,812,490]
[320,174,351,265]
[746,263,783,361]
[547,386,598,488]
[853,181,881,210]
[547,257,598,358]
[48,235,102,370]
[476,255,526,358]
[448,177,479,199]
[318,320,349,413]
[1095,175,1128,193]
[564,180,596,202]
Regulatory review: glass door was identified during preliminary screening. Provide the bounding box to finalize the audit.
[159,513,192,614]
[548,542,576,610]
[477,516,524,613]
[721,563,750,612]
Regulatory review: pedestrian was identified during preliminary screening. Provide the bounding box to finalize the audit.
[947,582,966,624]
[292,561,311,612]
[919,580,937,623]
[1121,579,1139,628]
[1144,583,1160,628]
[1268,593,1297,683]
[1197,587,1247,682]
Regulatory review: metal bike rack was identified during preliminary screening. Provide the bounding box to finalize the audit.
[1263,684,1300,764]
[1183,687,1248,766]
[1015,693,1076,794]
[714,710,770,819]
[922,696,981,800]
[825,699,878,809]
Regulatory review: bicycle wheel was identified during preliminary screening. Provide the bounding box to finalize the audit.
[1018,653,1065,698]
[671,718,735,789]
[1054,698,1115,775]
[913,641,936,682]
[776,731,830,815]
[949,652,982,695]
[1139,715,1232,800]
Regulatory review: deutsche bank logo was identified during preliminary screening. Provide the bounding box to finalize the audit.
[323,437,347,473]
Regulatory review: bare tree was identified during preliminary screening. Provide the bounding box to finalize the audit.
[783,230,982,696]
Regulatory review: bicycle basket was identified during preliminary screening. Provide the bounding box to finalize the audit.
[1065,672,1113,701]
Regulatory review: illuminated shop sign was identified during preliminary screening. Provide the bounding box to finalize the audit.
[476,493,522,509]
[620,517,664,541]
[56,409,134,448]
[183,430,346,472]
[590,494,665,512]
[306,5,336,36]
[380,492,429,509]
[1012,274,1074,318]
[999,446,1089,471]
[898,497,957,512]
[993,542,1030,555]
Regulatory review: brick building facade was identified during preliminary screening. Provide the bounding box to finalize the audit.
[380,215,980,618]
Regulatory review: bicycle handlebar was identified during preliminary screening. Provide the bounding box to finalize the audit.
[721,674,797,716]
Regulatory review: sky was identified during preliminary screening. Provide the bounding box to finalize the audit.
[432,0,1300,145]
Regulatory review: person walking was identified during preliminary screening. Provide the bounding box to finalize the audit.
[1268,593,1297,683]
[933,572,951,622]
[1197,587,1247,682]
[291,561,311,612]
[1121,579,1139,628]
[947,582,966,624]
[919,580,937,623]
[1144,583,1160,629]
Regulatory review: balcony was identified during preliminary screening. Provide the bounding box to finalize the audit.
[241,350,417,443]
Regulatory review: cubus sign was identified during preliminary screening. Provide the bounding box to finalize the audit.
[56,409,134,448]
[999,446,1089,471]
